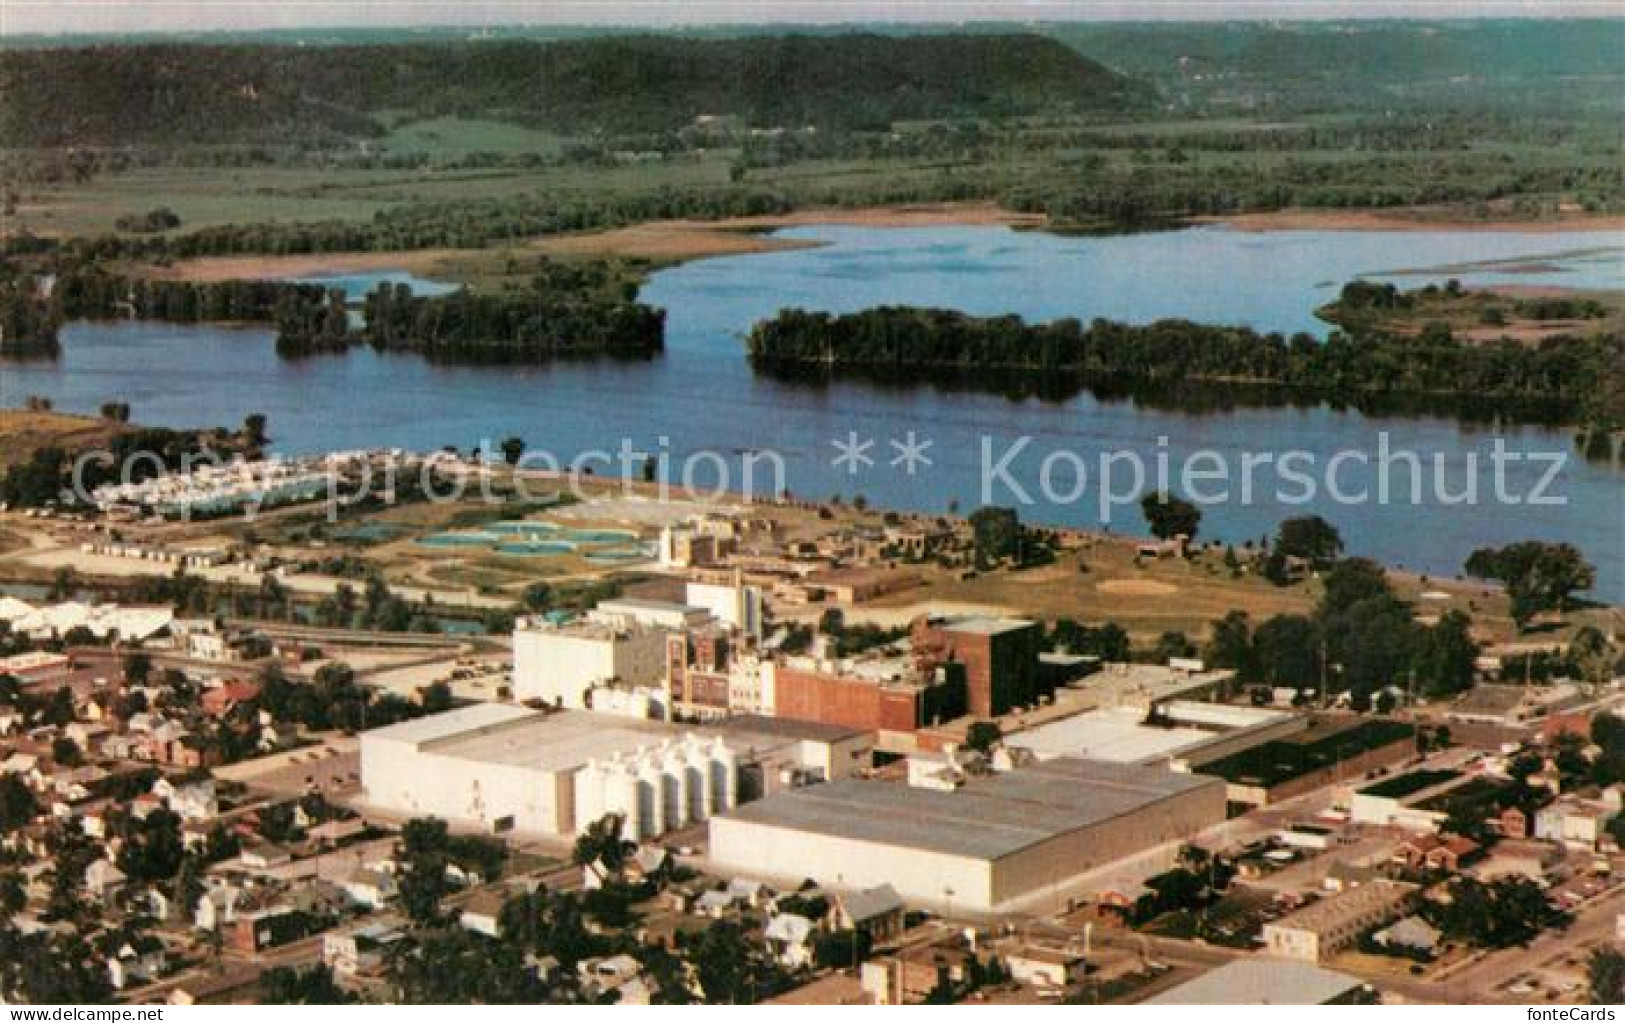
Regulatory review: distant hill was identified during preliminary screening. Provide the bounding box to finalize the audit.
[0,33,1153,147]
[1046,19,1625,112]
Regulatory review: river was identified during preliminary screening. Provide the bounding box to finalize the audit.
[2,224,1621,599]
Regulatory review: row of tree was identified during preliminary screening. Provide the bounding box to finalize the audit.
[745,305,1623,429]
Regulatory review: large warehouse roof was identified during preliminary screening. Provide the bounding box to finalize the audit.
[717,758,1220,861]
[363,702,535,747]
[1145,960,1364,1005]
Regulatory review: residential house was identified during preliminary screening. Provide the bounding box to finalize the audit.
[336,867,398,911]
[324,919,407,978]
[1535,791,1622,850]
[459,888,508,938]
[106,934,167,990]
[1373,915,1442,957]
[83,858,127,903]
[831,884,905,945]
[765,913,818,969]
[1004,944,1088,989]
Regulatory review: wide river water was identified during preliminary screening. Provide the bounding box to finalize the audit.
[3,225,1621,600]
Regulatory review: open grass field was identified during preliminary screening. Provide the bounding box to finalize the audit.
[0,409,133,472]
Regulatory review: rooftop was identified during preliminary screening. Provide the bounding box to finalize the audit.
[927,615,1036,637]
[717,757,1220,861]
[1145,959,1365,1005]
[723,714,869,744]
[1267,880,1416,936]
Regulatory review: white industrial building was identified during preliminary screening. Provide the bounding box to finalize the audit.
[512,615,669,708]
[709,757,1225,914]
[360,704,869,841]
[1005,701,1304,769]
[685,579,764,638]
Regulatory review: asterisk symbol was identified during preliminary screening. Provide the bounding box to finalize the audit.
[889,431,934,475]
[831,431,875,475]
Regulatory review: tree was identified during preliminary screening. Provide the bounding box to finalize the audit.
[1204,611,1256,681]
[688,920,789,1004]
[1430,877,1562,949]
[121,652,151,685]
[572,814,630,870]
[116,807,186,883]
[1275,515,1344,565]
[521,581,552,612]
[1253,615,1320,688]
[1140,491,1200,541]
[1465,542,1595,629]
[1588,945,1625,1005]
[1152,630,1196,663]
[1570,626,1620,696]
[242,413,269,447]
[964,721,1002,754]
[1414,610,1478,699]
[0,774,39,831]
[968,506,1021,567]
[261,964,355,1005]
[499,436,526,466]
[50,737,82,767]
[1319,558,1393,617]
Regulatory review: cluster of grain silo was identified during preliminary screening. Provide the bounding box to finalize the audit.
[575,735,739,840]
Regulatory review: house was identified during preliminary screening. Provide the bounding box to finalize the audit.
[1004,944,1088,989]
[83,858,127,902]
[1373,915,1442,956]
[238,840,293,870]
[626,845,672,884]
[1393,834,1481,873]
[107,934,167,990]
[194,883,248,932]
[324,919,407,977]
[200,679,262,717]
[336,867,398,910]
[1496,806,1530,838]
[153,776,218,821]
[831,884,905,945]
[1472,839,1564,882]
[459,888,508,938]
[694,890,735,918]
[578,954,651,1003]
[1535,791,1622,850]
[765,913,818,968]
[227,903,310,954]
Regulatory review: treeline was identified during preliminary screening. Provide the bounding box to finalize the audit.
[53,268,331,323]
[0,34,1147,148]
[746,305,1622,428]
[999,153,1624,227]
[0,272,60,356]
[12,188,797,264]
[278,277,664,362]
[11,263,663,365]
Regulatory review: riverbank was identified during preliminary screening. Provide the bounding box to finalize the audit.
[1207,209,1625,234]
[145,202,1048,285]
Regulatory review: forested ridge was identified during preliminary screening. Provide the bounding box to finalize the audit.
[0,34,1148,148]
[745,305,1623,428]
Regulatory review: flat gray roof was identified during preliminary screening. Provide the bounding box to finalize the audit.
[933,615,1036,636]
[717,757,1220,861]
[1145,960,1364,1005]
[367,706,806,776]
[362,702,535,747]
[723,714,869,744]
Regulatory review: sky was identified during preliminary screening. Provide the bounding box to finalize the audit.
[0,0,1615,37]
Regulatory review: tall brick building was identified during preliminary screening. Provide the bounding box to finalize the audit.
[910,615,1042,718]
